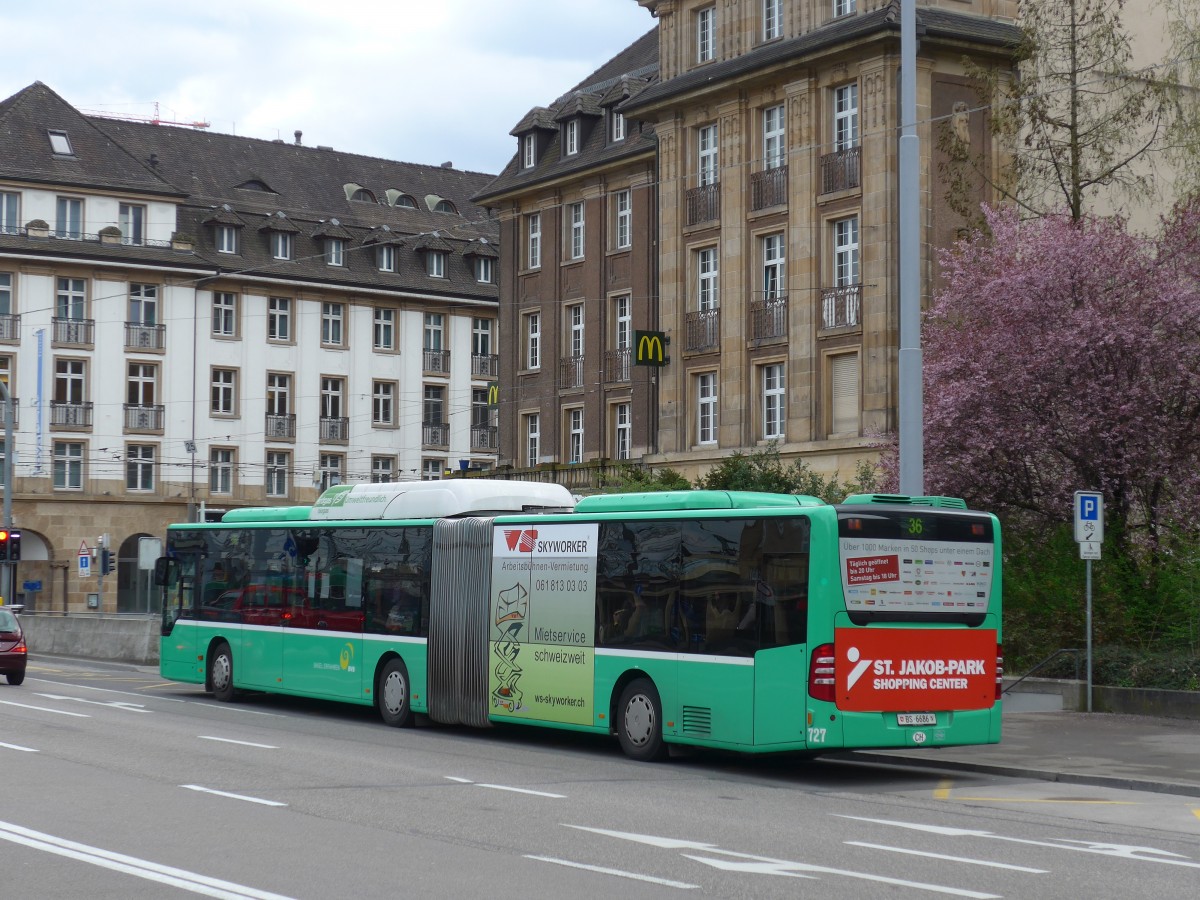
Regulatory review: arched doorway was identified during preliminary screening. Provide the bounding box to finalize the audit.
[117,533,162,614]
[3,529,53,611]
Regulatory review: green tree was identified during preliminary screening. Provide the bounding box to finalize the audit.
[695,443,878,503]
[595,465,691,493]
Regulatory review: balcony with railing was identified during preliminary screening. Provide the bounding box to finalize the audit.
[471,424,499,451]
[51,401,93,427]
[265,413,296,440]
[685,183,720,226]
[820,146,861,194]
[319,416,349,443]
[559,355,585,390]
[0,396,18,428]
[685,308,720,352]
[821,284,861,329]
[750,166,788,210]
[423,421,449,447]
[750,293,788,343]
[471,353,499,378]
[0,313,19,341]
[125,322,165,351]
[604,348,631,383]
[52,317,95,345]
[423,349,450,374]
[123,404,164,431]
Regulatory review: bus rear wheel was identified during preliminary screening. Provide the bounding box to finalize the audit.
[210,642,236,702]
[617,678,667,762]
[377,658,412,727]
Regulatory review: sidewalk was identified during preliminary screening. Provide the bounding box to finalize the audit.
[849,710,1200,798]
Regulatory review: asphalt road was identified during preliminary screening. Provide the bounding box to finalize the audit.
[1,658,1197,899]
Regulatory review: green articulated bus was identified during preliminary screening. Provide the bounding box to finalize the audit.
[157,479,1003,761]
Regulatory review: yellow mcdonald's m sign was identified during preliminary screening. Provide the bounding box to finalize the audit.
[487,382,500,407]
[634,330,668,367]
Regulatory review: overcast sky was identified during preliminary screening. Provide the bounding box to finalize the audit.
[1,1,655,175]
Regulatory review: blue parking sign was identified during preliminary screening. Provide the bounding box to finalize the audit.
[1074,491,1104,544]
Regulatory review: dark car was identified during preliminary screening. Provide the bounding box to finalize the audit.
[0,607,27,685]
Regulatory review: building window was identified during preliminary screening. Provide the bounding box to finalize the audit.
[377,244,396,272]
[56,277,86,319]
[697,372,718,445]
[698,124,719,186]
[209,448,234,494]
[127,444,156,492]
[0,191,19,234]
[321,376,344,419]
[614,295,631,354]
[614,402,631,460]
[128,283,157,327]
[326,238,346,266]
[423,384,445,426]
[211,368,237,416]
[763,0,783,40]
[271,232,294,260]
[567,408,583,464]
[421,458,444,481]
[266,451,290,497]
[525,413,540,467]
[697,247,719,310]
[526,312,540,369]
[565,119,580,156]
[373,308,395,350]
[614,189,632,250]
[697,5,716,63]
[762,233,786,299]
[527,212,541,269]
[762,363,785,439]
[472,317,493,356]
[48,130,73,155]
[830,352,860,435]
[372,380,396,425]
[321,302,344,346]
[212,292,238,337]
[611,110,626,142]
[319,453,343,491]
[475,256,494,283]
[268,297,291,342]
[216,225,238,254]
[119,203,145,245]
[53,441,83,490]
[0,272,11,317]
[523,133,537,169]
[266,373,291,416]
[568,304,584,358]
[426,250,447,278]
[126,362,158,409]
[763,105,786,170]
[371,455,395,483]
[423,313,444,351]
[834,217,860,286]
[834,0,857,18]
[55,358,86,404]
[569,202,585,259]
[56,197,82,239]
[472,388,492,429]
[835,83,859,151]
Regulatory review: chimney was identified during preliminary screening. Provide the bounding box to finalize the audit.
[441,161,453,168]
[294,130,303,145]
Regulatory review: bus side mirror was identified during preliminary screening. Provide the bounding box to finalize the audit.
[154,557,178,587]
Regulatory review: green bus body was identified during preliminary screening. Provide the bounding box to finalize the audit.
[159,483,1002,758]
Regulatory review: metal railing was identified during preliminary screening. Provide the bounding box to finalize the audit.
[471,354,499,378]
[0,313,20,341]
[821,284,861,329]
[51,401,93,427]
[685,183,720,226]
[123,404,164,431]
[685,308,720,351]
[559,355,585,390]
[52,317,94,344]
[750,294,787,342]
[423,349,450,374]
[125,322,165,350]
[604,348,631,383]
[1002,649,1082,695]
[265,413,296,440]
[471,424,499,451]
[820,146,861,194]
[750,165,788,210]
[319,416,349,442]
[423,422,449,446]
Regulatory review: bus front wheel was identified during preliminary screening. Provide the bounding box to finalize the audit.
[377,658,412,727]
[210,643,236,703]
[617,678,667,762]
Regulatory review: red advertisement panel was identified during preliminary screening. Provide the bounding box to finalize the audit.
[835,628,997,712]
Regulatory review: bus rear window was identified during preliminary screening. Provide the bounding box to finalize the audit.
[837,509,995,625]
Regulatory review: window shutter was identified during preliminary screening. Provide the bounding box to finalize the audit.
[831,353,859,435]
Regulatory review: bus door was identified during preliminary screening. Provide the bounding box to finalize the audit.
[235,584,285,690]
[282,561,363,700]
[159,556,202,683]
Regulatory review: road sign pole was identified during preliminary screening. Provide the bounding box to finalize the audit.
[1086,558,1093,712]
[1074,491,1103,715]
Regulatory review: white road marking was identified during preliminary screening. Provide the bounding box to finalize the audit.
[0,741,37,752]
[180,785,287,807]
[845,841,1049,873]
[0,819,295,899]
[27,677,185,702]
[199,736,279,749]
[445,776,565,798]
[35,693,150,713]
[0,699,90,717]
[525,855,698,889]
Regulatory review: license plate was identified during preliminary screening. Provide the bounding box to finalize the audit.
[897,713,936,726]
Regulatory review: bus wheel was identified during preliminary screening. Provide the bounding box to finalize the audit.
[617,678,667,762]
[377,658,412,727]
[210,643,236,703]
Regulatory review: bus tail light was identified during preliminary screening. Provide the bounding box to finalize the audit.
[809,643,836,703]
[995,643,1004,701]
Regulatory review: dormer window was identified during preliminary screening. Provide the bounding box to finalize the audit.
[326,238,346,267]
[611,111,626,142]
[350,188,376,202]
[433,200,457,214]
[48,130,73,155]
[377,244,396,272]
[427,251,447,278]
[565,120,580,156]
[272,232,293,260]
[522,134,536,168]
[216,225,238,254]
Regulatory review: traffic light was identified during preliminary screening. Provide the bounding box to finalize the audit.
[0,529,15,561]
[100,548,113,575]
